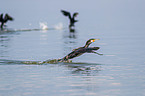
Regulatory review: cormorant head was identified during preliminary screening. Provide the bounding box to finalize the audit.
[84,38,100,48]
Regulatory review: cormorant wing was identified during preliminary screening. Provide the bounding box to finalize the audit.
[73,12,79,18]
[85,47,103,55]
[86,47,100,51]
[0,14,3,21]
[82,47,100,53]
[62,47,101,60]
[4,14,14,22]
[72,47,99,53]
[61,10,71,19]
[72,47,83,51]
[65,50,84,60]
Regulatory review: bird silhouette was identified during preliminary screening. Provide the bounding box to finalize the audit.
[0,13,14,29]
[59,38,103,61]
[61,10,78,28]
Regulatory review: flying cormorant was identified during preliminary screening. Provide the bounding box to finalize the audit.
[0,13,14,29]
[61,10,78,28]
[59,38,103,61]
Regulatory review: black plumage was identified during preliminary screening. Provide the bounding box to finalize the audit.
[59,38,102,61]
[61,10,78,28]
[0,13,14,29]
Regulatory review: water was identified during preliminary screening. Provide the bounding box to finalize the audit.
[0,0,145,96]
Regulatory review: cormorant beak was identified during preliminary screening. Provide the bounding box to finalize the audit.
[93,39,100,42]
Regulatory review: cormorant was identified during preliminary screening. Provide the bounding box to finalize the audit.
[59,38,103,61]
[0,13,14,29]
[61,10,78,28]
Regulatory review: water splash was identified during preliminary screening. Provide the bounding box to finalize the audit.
[0,59,102,66]
[39,22,48,30]
[0,59,72,65]
[54,23,64,30]
[22,59,72,64]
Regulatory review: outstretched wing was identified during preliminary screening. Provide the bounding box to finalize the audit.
[61,47,101,61]
[67,47,100,59]
[73,12,78,18]
[4,14,14,21]
[84,47,100,53]
[85,47,103,55]
[86,47,100,51]
[61,10,71,19]
[72,47,82,51]
[0,14,3,21]
[63,50,83,60]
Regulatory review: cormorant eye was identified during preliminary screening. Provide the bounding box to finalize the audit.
[91,40,94,42]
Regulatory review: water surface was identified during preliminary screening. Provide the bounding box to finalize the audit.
[0,0,145,96]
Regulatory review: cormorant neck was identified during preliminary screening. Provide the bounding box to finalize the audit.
[84,42,91,48]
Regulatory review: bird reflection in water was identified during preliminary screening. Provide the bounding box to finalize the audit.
[62,26,78,57]
[61,9,78,44]
[68,27,77,39]
[66,63,102,76]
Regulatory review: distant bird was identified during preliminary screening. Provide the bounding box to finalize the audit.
[0,13,14,29]
[61,10,78,28]
[59,38,103,61]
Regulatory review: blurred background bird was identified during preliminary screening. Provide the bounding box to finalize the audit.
[0,13,14,29]
[61,10,78,28]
